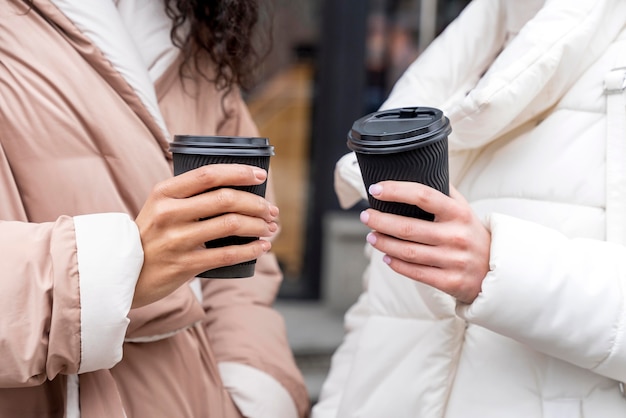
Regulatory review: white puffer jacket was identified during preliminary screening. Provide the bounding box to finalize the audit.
[313,0,626,417]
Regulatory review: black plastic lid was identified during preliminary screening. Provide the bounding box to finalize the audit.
[347,107,451,154]
[169,135,274,156]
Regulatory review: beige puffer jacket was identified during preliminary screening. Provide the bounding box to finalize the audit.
[0,1,309,417]
[315,0,626,417]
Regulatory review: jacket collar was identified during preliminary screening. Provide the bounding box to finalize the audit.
[48,0,176,141]
[449,0,625,150]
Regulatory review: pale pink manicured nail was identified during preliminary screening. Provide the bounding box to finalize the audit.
[369,184,382,196]
[253,168,267,181]
[366,232,376,245]
[360,210,369,223]
[383,255,391,264]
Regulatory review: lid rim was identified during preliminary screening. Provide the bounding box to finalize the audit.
[347,127,450,154]
[348,107,451,144]
[170,147,275,156]
[169,135,274,156]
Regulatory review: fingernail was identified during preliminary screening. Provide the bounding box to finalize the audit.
[369,184,382,196]
[366,232,376,245]
[261,240,271,252]
[253,168,267,181]
[270,205,279,217]
[269,222,278,232]
[360,210,369,223]
[383,255,391,265]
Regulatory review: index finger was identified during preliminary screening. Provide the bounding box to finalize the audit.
[162,164,267,199]
[369,181,455,221]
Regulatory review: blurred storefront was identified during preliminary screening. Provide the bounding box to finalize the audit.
[245,0,471,301]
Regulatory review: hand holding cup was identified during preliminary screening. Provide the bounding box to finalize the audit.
[132,164,278,308]
[169,135,274,278]
[349,106,490,302]
[360,182,490,304]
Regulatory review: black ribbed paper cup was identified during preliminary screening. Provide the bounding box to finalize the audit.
[169,135,274,278]
[347,107,451,221]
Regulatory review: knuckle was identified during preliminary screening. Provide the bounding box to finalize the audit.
[256,195,269,213]
[450,254,470,272]
[219,247,241,266]
[399,244,419,261]
[457,276,477,302]
[413,186,432,205]
[446,258,467,278]
[249,241,264,258]
[196,165,215,181]
[450,233,470,250]
[408,265,428,282]
[218,251,236,267]
[398,222,416,240]
[152,180,170,198]
[167,227,189,246]
[440,263,463,284]
[221,213,242,234]
[151,202,175,225]
[215,188,236,207]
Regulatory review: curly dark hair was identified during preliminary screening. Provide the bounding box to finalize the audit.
[164,0,271,93]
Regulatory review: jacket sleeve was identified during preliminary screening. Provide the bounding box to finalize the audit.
[0,214,142,387]
[457,214,626,382]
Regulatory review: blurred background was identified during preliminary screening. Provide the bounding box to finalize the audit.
[244,0,471,405]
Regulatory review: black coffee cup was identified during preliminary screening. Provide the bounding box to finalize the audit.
[169,135,274,278]
[347,107,451,221]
